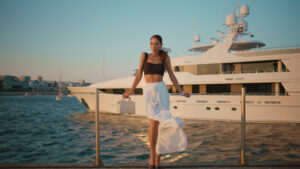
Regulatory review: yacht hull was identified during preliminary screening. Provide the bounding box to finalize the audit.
[69,88,300,123]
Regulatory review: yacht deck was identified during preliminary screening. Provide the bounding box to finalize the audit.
[234,48,300,57]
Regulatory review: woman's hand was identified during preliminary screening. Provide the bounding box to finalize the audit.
[122,91,132,98]
[184,92,191,98]
[181,92,191,98]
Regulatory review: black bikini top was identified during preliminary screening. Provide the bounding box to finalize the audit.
[143,53,165,76]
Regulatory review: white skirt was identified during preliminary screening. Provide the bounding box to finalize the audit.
[143,82,187,154]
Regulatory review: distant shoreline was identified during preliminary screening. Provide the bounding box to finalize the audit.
[0,91,71,96]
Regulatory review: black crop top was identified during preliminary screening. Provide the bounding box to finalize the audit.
[143,53,165,76]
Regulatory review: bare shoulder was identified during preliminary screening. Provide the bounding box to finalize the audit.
[138,52,147,64]
[165,55,170,61]
[140,52,147,60]
[165,55,171,64]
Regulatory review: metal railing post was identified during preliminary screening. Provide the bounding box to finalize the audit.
[95,88,103,167]
[240,87,246,165]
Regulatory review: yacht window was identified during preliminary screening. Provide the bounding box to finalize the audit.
[168,87,173,93]
[282,63,287,72]
[134,88,143,95]
[197,64,219,75]
[223,63,234,74]
[100,89,106,92]
[241,61,277,73]
[206,84,230,94]
[112,88,125,94]
[279,83,286,95]
[243,83,271,95]
[192,85,199,93]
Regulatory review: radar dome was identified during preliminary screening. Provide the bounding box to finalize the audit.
[238,20,248,32]
[226,14,236,26]
[240,5,249,17]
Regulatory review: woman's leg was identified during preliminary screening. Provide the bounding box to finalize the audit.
[149,119,159,166]
[155,154,161,167]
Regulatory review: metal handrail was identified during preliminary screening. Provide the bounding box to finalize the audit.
[170,92,290,96]
[240,87,246,165]
[94,87,249,167]
[95,89,104,167]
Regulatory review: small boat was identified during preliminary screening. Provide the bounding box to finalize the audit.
[56,92,63,101]
[56,67,64,101]
[56,83,64,101]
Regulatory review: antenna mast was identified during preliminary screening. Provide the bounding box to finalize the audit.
[101,54,105,81]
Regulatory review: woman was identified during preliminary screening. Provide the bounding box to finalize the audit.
[123,35,190,169]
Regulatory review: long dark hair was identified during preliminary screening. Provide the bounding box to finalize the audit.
[150,34,168,62]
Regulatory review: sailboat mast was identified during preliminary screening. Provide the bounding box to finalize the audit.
[59,66,62,94]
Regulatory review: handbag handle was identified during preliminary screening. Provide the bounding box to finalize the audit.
[122,97,131,101]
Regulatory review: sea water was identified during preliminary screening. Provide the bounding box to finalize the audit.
[0,95,299,165]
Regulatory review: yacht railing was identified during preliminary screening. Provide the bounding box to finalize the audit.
[250,45,300,51]
[170,92,289,96]
[175,68,288,76]
[222,69,287,74]
[231,45,300,53]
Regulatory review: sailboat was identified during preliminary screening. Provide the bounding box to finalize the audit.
[56,67,64,101]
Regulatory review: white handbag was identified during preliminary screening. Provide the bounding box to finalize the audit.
[117,97,135,114]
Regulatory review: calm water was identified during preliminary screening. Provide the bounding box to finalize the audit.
[0,95,299,166]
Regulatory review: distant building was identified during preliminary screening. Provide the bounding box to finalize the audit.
[68,82,79,87]
[79,79,86,86]
[47,81,57,87]
[0,75,30,90]
[37,76,43,82]
[29,80,48,88]
[19,76,31,82]
[0,75,89,92]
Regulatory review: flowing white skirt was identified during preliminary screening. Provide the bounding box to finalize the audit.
[143,82,187,154]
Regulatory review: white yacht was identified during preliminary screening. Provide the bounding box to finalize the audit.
[68,4,300,123]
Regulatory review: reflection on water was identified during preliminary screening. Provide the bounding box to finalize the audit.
[0,95,299,165]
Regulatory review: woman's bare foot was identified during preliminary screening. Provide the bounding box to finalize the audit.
[148,159,155,169]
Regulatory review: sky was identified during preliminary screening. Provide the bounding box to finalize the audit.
[1,0,300,83]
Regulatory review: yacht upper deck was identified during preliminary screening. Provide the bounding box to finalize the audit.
[234,48,300,57]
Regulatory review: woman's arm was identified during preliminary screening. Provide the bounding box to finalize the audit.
[165,56,190,97]
[123,53,146,98]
